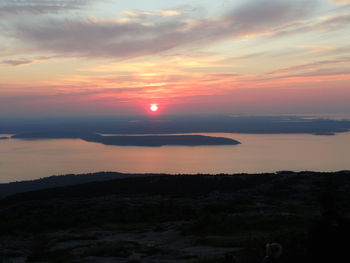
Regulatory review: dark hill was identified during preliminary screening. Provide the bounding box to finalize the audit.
[2,171,350,205]
[1,171,350,263]
[0,172,147,198]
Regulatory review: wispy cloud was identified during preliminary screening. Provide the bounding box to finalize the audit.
[331,0,350,5]
[0,0,94,16]
[268,56,350,75]
[8,0,319,59]
[1,58,33,66]
[122,10,181,18]
[1,56,54,66]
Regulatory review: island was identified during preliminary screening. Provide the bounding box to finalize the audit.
[312,132,336,136]
[12,132,240,147]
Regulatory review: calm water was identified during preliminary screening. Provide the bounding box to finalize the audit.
[0,132,349,183]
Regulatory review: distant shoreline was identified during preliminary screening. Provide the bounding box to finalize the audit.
[1,116,350,136]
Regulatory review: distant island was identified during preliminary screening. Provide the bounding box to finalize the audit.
[12,132,240,147]
[312,132,336,136]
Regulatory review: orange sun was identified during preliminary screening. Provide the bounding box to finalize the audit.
[150,104,158,112]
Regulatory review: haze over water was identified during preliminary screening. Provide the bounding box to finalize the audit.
[1,132,349,183]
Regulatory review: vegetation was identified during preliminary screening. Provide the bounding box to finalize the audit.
[0,171,349,262]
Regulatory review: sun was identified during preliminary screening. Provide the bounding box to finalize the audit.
[150,104,158,112]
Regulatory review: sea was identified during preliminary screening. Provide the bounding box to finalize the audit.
[0,132,349,183]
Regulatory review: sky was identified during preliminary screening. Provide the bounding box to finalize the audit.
[0,0,350,116]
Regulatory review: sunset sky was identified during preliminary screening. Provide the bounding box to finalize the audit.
[1,0,350,116]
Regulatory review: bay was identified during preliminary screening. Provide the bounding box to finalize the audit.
[0,132,349,183]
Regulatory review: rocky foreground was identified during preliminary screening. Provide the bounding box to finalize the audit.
[1,171,350,263]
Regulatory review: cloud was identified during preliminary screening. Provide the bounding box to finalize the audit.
[269,56,350,75]
[227,0,316,33]
[331,0,350,5]
[1,56,52,66]
[298,45,337,52]
[321,13,350,26]
[8,0,319,59]
[1,58,33,66]
[122,10,181,18]
[157,10,181,17]
[268,68,350,81]
[0,0,93,15]
[246,56,350,85]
